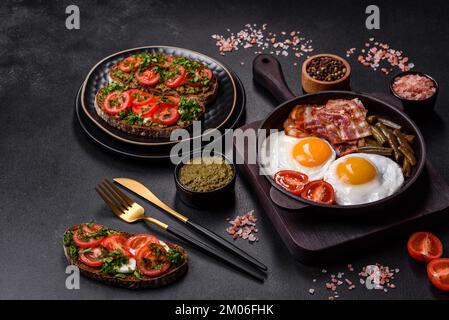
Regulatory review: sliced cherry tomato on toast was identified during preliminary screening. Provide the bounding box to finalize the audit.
[132,102,159,118]
[153,106,180,126]
[73,224,105,248]
[126,89,141,102]
[158,96,180,108]
[126,234,160,256]
[274,170,308,195]
[79,246,106,267]
[407,232,443,262]
[159,56,174,68]
[128,89,155,107]
[103,91,131,115]
[187,68,213,87]
[119,56,142,73]
[136,68,159,86]
[427,258,449,291]
[301,180,335,205]
[102,234,130,256]
[82,223,102,234]
[136,243,171,277]
[165,65,186,88]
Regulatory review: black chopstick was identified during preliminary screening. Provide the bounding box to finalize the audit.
[165,225,265,282]
[185,220,268,271]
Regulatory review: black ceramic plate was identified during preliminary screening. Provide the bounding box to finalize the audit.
[80,46,237,146]
[75,71,246,160]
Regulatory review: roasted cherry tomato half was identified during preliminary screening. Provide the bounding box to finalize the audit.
[164,65,187,88]
[79,246,106,267]
[407,232,443,262]
[187,68,213,87]
[102,234,130,256]
[153,106,180,126]
[158,96,180,108]
[136,244,171,277]
[73,224,105,249]
[301,180,335,205]
[126,234,160,256]
[119,56,142,73]
[103,91,131,115]
[136,68,159,86]
[274,170,309,195]
[427,258,449,291]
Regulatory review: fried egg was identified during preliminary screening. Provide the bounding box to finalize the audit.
[260,131,336,180]
[324,153,404,205]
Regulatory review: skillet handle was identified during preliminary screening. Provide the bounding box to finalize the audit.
[253,54,296,103]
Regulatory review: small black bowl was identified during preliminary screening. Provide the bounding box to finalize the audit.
[390,71,438,115]
[174,152,237,208]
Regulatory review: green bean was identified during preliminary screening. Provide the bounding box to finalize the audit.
[404,134,415,144]
[402,158,411,177]
[388,132,403,162]
[379,118,402,130]
[374,122,390,136]
[366,115,378,124]
[398,145,417,166]
[393,129,414,155]
[376,123,402,162]
[357,146,393,156]
[365,138,380,147]
[371,126,387,145]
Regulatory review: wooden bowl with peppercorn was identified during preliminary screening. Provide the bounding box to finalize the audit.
[301,54,351,93]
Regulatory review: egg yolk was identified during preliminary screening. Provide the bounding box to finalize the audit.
[292,138,332,167]
[337,157,377,185]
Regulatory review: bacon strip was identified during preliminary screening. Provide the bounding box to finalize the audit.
[284,99,371,156]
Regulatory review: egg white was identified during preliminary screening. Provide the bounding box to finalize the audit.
[259,131,336,180]
[323,153,404,205]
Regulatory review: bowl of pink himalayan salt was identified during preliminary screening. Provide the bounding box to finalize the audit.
[390,71,438,113]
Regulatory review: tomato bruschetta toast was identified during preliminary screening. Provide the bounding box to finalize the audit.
[108,52,218,105]
[63,223,188,289]
[94,82,205,138]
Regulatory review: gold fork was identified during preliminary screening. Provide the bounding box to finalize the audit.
[95,179,265,282]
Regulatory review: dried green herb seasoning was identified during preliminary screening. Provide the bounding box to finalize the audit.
[178,156,233,192]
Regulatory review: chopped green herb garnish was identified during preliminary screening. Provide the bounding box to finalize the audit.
[166,248,182,265]
[119,111,144,126]
[63,231,79,258]
[178,98,202,123]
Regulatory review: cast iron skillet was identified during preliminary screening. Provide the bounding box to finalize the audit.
[253,54,426,214]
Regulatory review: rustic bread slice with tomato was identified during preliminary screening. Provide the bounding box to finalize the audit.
[95,82,205,138]
[109,52,218,105]
[63,223,188,289]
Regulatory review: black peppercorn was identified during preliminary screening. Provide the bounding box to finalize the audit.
[306,56,346,82]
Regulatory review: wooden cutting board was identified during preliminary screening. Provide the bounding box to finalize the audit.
[234,121,449,264]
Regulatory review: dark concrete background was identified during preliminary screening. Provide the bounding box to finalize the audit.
[1,0,449,299]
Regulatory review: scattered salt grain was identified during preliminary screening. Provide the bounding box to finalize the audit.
[226,210,259,243]
[348,39,414,74]
[211,23,314,63]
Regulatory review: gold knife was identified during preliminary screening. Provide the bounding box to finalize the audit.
[114,178,188,223]
[113,177,268,271]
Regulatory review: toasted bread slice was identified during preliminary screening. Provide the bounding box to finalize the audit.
[63,224,188,289]
[94,86,205,138]
[108,54,218,105]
